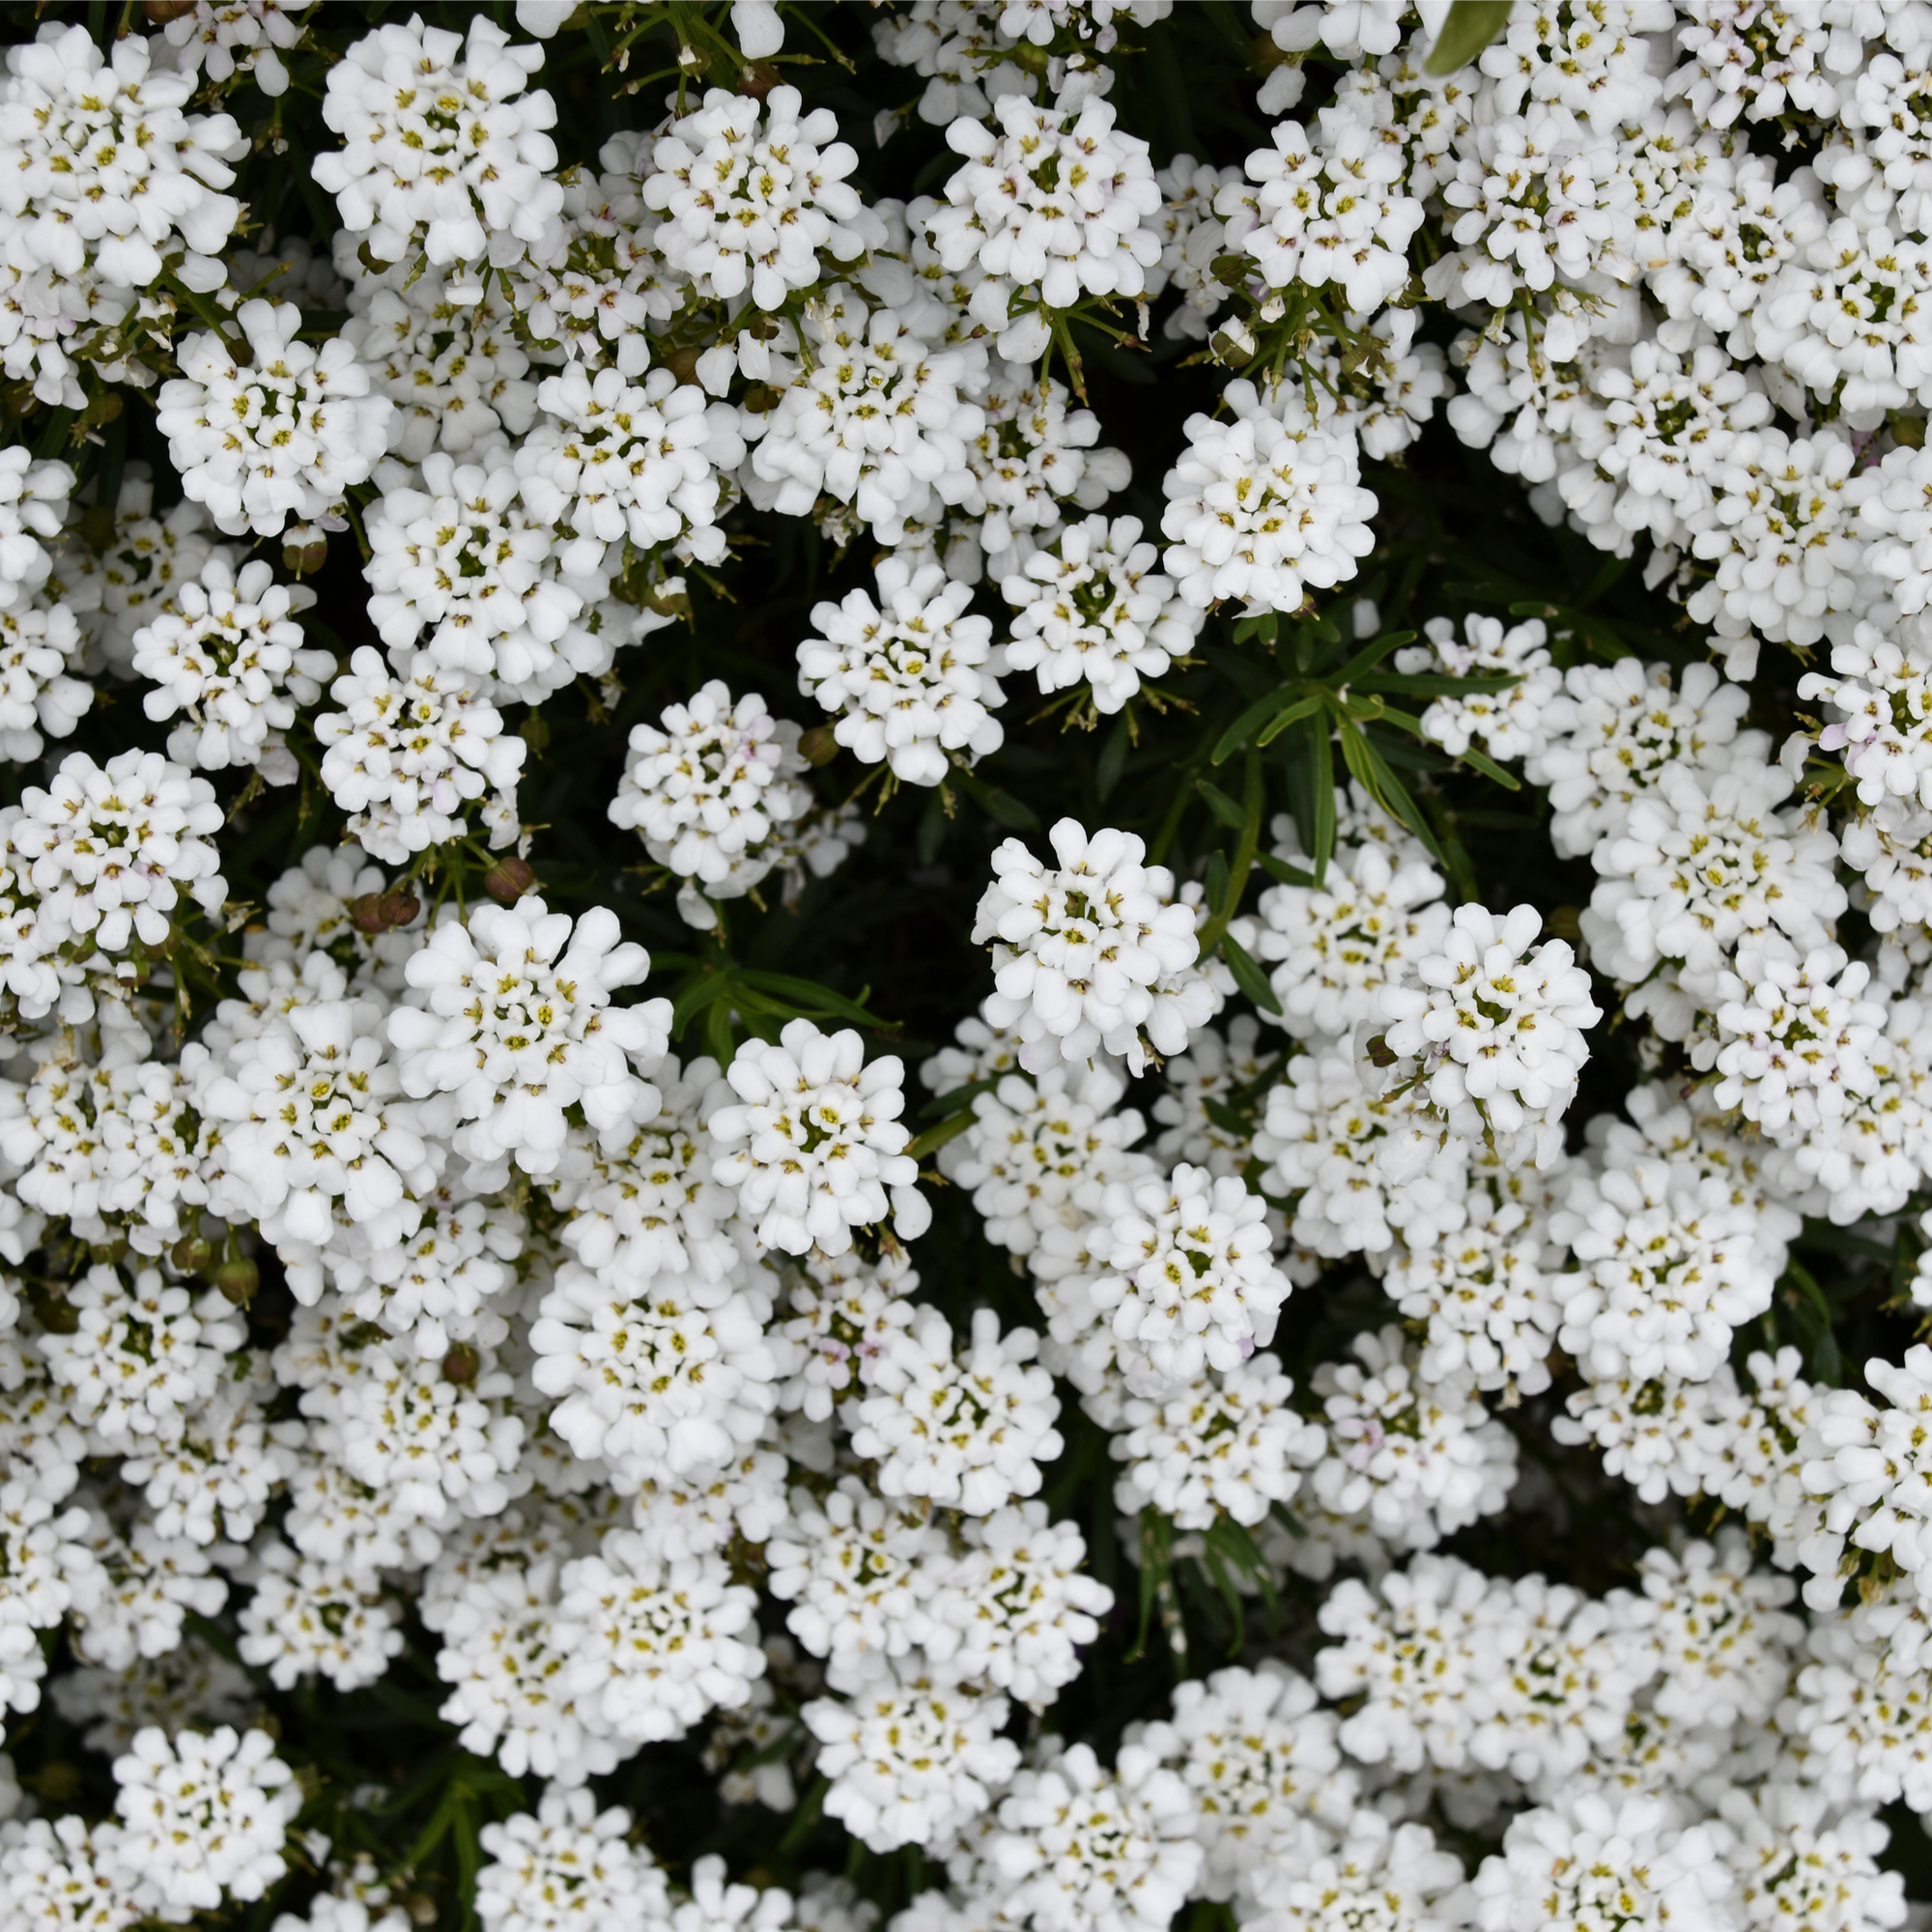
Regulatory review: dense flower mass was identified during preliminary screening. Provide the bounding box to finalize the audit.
[11,8,1932,1932]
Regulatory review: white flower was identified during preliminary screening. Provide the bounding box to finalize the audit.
[1378,902,1601,1166]
[0,1047,209,1255]
[342,256,540,462]
[670,1856,799,1932]
[1160,382,1378,612]
[1549,1134,1778,1385]
[774,1245,920,1420]
[364,453,619,704]
[0,1478,104,1719]
[544,1058,739,1287]
[1383,1157,1566,1398]
[307,1334,526,1527]
[516,362,746,569]
[0,1813,136,1932]
[1718,1780,1907,1932]
[1527,658,1765,859]
[0,449,72,614]
[313,14,564,268]
[0,25,243,279]
[235,1542,404,1692]
[1700,943,1887,1138]
[1215,113,1424,317]
[974,817,1208,1075]
[850,1307,1063,1516]
[923,1502,1112,1706]
[985,1739,1203,1932]
[388,895,665,1180]
[1309,1325,1519,1551]
[108,1726,298,1922]
[156,300,393,539]
[1245,1813,1466,1932]
[1469,1789,1739,1932]
[610,681,815,922]
[2,747,227,1007]
[1253,838,1452,1041]
[435,1554,625,1783]
[1582,760,1844,1022]
[767,1475,946,1684]
[926,90,1161,353]
[1149,1013,1277,1177]
[708,1019,927,1256]
[132,555,328,778]
[1088,1161,1289,1388]
[40,1265,245,1455]
[1000,514,1199,715]
[1395,613,1563,764]
[945,1065,1151,1258]
[0,599,90,762]
[316,646,526,864]
[798,557,1004,785]
[1139,1661,1352,1904]
[118,1367,292,1548]
[203,994,434,1250]
[559,1529,765,1747]
[158,2,313,98]
[641,86,867,309]
[1254,1045,1469,1260]
[475,1785,671,1932]
[1110,1352,1323,1531]
[805,1664,1020,1852]
[746,282,986,547]
[955,361,1131,580]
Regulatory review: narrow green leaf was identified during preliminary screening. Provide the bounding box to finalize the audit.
[1256,851,1317,889]
[1457,744,1526,791]
[1310,718,1335,883]
[919,1074,1000,1121]
[1198,779,1250,830]
[1354,671,1522,697]
[737,969,888,1028]
[1212,686,1303,765]
[1331,628,1417,689]
[1254,692,1324,749]
[954,768,1039,830]
[1221,931,1283,1015]
[1425,1,1516,75]
[671,968,738,1037]
[1205,849,1231,916]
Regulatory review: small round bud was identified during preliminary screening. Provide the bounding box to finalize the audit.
[34,1293,78,1337]
[739,61,783,99]
[172,1233,214,1275]
[798,725,839,767]
[663,346,704,386]
[349,892,388,935]
[378,889,421,930]
[213,1256,260,1306]
[483,856,537,904]
[143,0,199,20]
[442,1344,480,1385]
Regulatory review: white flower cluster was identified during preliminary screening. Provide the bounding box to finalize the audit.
[19,10,1932,1932]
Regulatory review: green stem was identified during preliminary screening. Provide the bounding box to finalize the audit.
[1194,746,1263,954]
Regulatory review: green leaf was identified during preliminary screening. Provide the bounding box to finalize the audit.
[1221,931,1283,1015]
[736,969,888,1029]
[1425,1,1517,75]
[954,768,1039,830]
[1254,692,1324,750]
[920,1074,1000,1121]
[1256,851,1318,889]
[1332,629,1416,688]
[1456,744,1526,792]
[1355,671,1522,697]
[671,968,739,1038]
[1310,717,1335,882]
[1205,849,1231,916]
[1198,779,1250,830]
[1212,687,1302,766]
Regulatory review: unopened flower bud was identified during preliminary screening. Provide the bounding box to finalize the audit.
[484,856,537,904]
[442,1344,480,1385]
[798,725,839,767]
[213,1256,260,1306]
